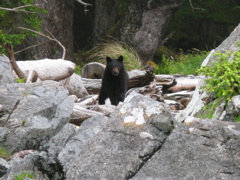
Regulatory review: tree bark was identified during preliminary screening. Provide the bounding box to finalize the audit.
[4,44,26,80]
[92,0,116,45]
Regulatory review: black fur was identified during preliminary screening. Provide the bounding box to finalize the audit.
[99,56,129,105]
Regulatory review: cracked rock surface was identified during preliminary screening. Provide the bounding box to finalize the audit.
[63,92,174,180]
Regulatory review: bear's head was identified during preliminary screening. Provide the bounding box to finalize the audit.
[106,56,124,76]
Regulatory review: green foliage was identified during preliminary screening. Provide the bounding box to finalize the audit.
[0,146,11,159]
[0,0,47,54]
[88,39,142,71]
[13,171,35,180]
[154,50,208,75]
[197,50,240,101]
[75,65,82,76]
[15,78,25,83]
[235,116,240,122]
[166,0,240,51]
[197,98,224,119]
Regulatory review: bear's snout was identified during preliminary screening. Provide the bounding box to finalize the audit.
[112,67,119,76]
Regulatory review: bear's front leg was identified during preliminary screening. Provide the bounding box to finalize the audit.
[99,91,107,105]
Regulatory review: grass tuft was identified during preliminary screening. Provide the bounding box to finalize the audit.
[87,38,142,71]
[154,50,209,75]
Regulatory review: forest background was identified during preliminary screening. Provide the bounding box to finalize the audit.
[0,0,240,75]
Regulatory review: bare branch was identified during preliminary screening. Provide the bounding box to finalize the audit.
[4,43,26,80]
[189,0,205,11]
[17,27,66,59]
[0,4,40,13]
[75,0,93,14]
[14,40,50,55]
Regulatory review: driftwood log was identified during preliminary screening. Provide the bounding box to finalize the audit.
[70,103,116,126]
[82,68,155,94]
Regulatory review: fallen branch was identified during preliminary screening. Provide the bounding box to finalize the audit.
[17,27,66,59]
[75,0,93,14]
[0,4,40,13]
[189,0,205,10]
[4,43,26,80]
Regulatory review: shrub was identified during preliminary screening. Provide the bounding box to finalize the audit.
[196,49,240,119]
[197,50,240,101]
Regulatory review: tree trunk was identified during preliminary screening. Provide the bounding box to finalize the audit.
[92,0,116,45]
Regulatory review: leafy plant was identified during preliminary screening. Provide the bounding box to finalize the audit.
[88,39,142,71]
[13,171,35,180]
[197,50,240,101]
[0,0,47,54]
[75,65,82,76]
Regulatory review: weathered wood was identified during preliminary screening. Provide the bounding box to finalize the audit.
[4,43,26,80]
[166,78,200,93]
[26,70,39,83]
[128,69,155,88]
[82,78,102,94]
[78,95,98,106]
[16,59,76,81]
[70,104,103,126]
[82,69,155,94]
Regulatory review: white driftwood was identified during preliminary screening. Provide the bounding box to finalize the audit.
[16,59,76,81]
[82,69,155,94]
[70,104,103,126]
[78,95,98,106]
[26,70,39,83]
[82,78,102,94]
[166,78,200,93]
[163,90,194,98]
[155,75,174,82]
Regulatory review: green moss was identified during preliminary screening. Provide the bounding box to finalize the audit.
[0,146,11,159]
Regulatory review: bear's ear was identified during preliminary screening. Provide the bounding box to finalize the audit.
[106,56,112,63]
[118,56,123,62]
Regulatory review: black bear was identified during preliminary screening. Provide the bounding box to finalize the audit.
[99,56,129,105]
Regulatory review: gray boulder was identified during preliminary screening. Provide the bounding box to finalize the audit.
[0,81,74,153]
[0,55,14,84]
[60,73,89,98]
[133,119,240,180]
[64,92,174,179]
[81,62,105,79]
